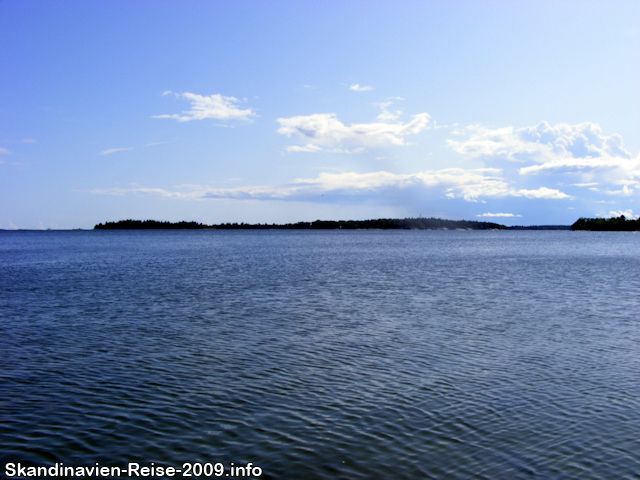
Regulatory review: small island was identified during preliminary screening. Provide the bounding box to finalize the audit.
[571,215,640,231]
[94,217,507,230]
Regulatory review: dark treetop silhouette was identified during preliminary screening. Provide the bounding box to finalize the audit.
[94,218,508,230]
[571,215,640,231]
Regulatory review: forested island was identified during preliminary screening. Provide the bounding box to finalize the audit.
[94,218,507,230]
[571,215,640,231]
[93,216,638,231]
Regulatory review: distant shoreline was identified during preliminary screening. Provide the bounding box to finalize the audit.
[91,218,573,231]
[571,215,640,231]
[94,218,508,231]
[5,216,638,232]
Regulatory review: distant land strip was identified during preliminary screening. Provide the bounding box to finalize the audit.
[571,215,640,231]
[93,217,640,231]
[92,218,587,231]
[94,218,509,230]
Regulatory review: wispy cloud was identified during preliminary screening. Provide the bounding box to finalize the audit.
[519,156,638,175]
[476,212,522,217]
[99,141,168,156]
[0,221,20,230]
[604,185,634,196]
[99,147,135,156]
[285,144,365,154]
[277,111,431,151]
[350,84,373,91]
[285,144,323,153]
[376,102,402,122]
[153,91,256,122]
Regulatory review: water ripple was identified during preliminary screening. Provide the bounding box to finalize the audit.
[1,230,639,479]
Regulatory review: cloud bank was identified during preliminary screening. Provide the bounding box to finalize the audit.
[93,106,636,223]
[448,122,639,180]
[92,168,570,203]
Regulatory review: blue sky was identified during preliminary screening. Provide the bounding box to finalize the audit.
[1,0,638,229]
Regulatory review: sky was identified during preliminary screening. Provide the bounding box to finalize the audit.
[1,0,639,229]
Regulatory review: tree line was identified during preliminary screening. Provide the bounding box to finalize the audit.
[94,218,507,230]
[571,215,640,231]
[93,216,639,231]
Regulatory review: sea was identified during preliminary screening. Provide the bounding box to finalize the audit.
[1,230,638,479]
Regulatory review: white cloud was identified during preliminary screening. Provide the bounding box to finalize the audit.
[447,121,639,205]
[608,209,638,219]
[350,84,373,91]
[519,156,637,175]
[448,125,539,161]
[516,187,571,199]
[476,213,522,217]
[445,182,570,202]
[99,147,135,155]
[376,102,402,122]
[91,167,571,203]
[0,148,11,155]
[277,112,431,151]
[449,122,632,163]
[285,144,323,153]
[448,122,638,179]
[604,185,633,196]
[284,144,365,154]
[153,91,255,122]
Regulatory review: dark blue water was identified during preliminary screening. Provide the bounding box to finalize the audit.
[1,230,639,479]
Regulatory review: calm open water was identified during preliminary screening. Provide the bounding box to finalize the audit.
[1,230,639,479]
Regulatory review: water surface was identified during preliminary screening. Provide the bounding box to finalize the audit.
[1,230,639,479]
